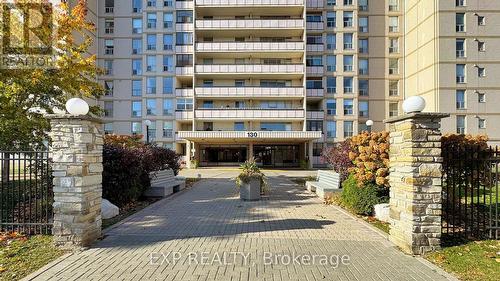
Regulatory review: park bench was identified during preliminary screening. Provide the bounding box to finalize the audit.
[305,170,341,199]
[144,169,186,197]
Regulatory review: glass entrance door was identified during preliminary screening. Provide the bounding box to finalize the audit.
[254,145,300,168]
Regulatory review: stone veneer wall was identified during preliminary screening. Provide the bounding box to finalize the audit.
[385,113,449,255]
[49,115,103,248]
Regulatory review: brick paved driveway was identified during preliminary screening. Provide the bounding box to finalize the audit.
[28,171,454,280]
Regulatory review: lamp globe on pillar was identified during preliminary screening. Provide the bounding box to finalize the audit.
[402,96,426,114]
[65,98,89,115]
[144,119,152,144]
[365,119,374,133]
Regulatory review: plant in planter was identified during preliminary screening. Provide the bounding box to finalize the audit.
[236,158,268,200]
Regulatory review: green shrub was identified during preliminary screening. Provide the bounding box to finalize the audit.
[340,174,387,215]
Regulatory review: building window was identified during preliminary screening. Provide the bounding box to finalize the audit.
[164,0,173,7]
[343,77,353,93]
[132,80,142,96]
[147,0,157,7]
[344,121,354,138]
[326,55,336,72]
[359,0,368,11]
[389,58,398,74]
[307,120,323,132]
[456,0,466,7]
[104,101,113,117]
[456,90,466,109]
[327,77,336,94]
[344,0,353,6]
[343,55,353,72]
[306,78,323,89]
[132,0,142,13]
[326,99,336,115]
[104,39,114,55]
[343,11,353,27]
[359,80,368,96]
[343,99,353,115]
[176,98,193,111]
[163,55,173,71]
[478,118,486,129]
[234,122,245,131]
[359,17,368,32]
[163,12,173,28]
[359,101,369,117]
[389,38,399,53]
[389,102,399,117]
[176,32,193,45]
[327,121,336,138]
[326,12,336,28]
[163,34,173,50]
[132,101,142,117]
[260,123,292,131]
[389,0,398,11]
[104,81,113,96]
[456,38,465,58]
[326,34,336,50]
[146,55,156,72]
[478,67,486,77]
[163,121,173,138]
[456,115,466,134]
[132,18,142,34]
[478,92,486,103]
[104,123,113,134]
[177,10,193,23]
[307,35,323,45]
[163,77,173,94]
[359,59,369,75]
[147,13,157,28]
[147,121,156,141]
[389,80,399,96]
[359,38,368,53]
[478,41,486,52]
[146,99,157,115]
[104,60,113,75]
[456,64,466,83]
[176,54,193,67]
[131,122,142,134]
[105,19,114,34]
[163,99,173,116]
[477,15,485,26]
[343,33,353,49]
[389,17,399,32]
[146,77,156,94]
[456,13,465,32]
[306,56,323,67]
[147,34,156,50]
[132,39,142,54]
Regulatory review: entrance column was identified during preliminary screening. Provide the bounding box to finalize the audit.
[185,140,191,168]
[248,143,254,161]
[308,141,314,169]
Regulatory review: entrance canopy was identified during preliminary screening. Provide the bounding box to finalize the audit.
[177,130,322,143]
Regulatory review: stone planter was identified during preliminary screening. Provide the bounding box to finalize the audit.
[239,178,261,201]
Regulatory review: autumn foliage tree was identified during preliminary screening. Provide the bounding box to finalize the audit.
[322,140,354,183]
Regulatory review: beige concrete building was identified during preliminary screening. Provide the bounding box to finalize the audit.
[96,0,500,167]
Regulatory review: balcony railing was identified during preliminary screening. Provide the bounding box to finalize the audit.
[306,110,324,119]
[176,0,194,9]
[176,88,194,97]
[178,130,322,140]
[306,44,324,52]
[196,87,304,98]
[196,0,304,5]
[196,41,304,52]
[196,64,304,74]
[175,111,194,120]
[306,89,323,97]
[176,66,194,76]
[195,108,304,119]
[196,19,304,29]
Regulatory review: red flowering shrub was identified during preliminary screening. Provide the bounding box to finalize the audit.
[322,140,354,183]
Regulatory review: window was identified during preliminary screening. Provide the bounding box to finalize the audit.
[327,77,336,93]
[163,77,173,94]
[359,0,368,11]
[306,56,323,66]
[176,98,193,111]
[163,121,173,138]
[389,80,399,96]
[132,0,142,13]
[456,0,465,7]
[343,11,353,27]
[147,55,156,72]
[326,55,336,72]
[344,0,353,6]
[176,54,193,67]
[359,59,369,75]
[327,121,337,138]
[344,121,354,138]
[147,0,156,7]
[456,64,466,83]
[176,32,193,45]
[389,58,398,74]
[326,99,336,115]
[104,81,113,96]
[389,102,398,117]
[147,121,156,141]
[104,123,113,134]
[456,90,466,109]
[343,99,353,115]
[344,33,353,49]
[359,101,369,117]
[202,100,213,109]
[327,0,336,6]
[177,11,193,23]
[343,55,353,72]
[235,80,245,87]
[260,123,292,131]
[105,19,114,34]
[326,12,336,27]
[306,79,322,89]
[147,13,157,29]
[307,35,323,45]
[163,12,173,28]
[132,18,142,34]
[164,0,173,7]
[163,99,173,115]
[456,39,465,58]
[477,15,485,26]
[146,99,157,115]
[326,34,336,50]
[343,77,353,93]
[359,39,368,53]
[359,80,368,96]
[478,92,486,103]
[132,80,142,96]
[478,118,486,129]
[478,41,485,52]
[456,115,466,134]
[104,101,113,117]
[389,0,398,11]
[104,60,113,75]
[163,34,173,50]
[359,17,368,32]
[147,34,156,50]
[389,38,399,53]
[104,39,114,55]
[456,13,465,32]
[146,77,156,94]
[132,59,142,75]
[132,39,142,54]
[131,122,142,134]
[478,67,486,77]
[234,122,245,131]
[132,101,142,117]
[307,14,323,23]
[163,55,173,71]
[389,17,399,32]
[307,121,323,132]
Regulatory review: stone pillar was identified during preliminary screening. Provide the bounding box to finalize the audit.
[248,143,254,160]
[308,141,314,169]
[48,115,103,248]
[185,140,192,168]
[384,112,449,255]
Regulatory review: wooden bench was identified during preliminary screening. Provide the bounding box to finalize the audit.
[305,170,341,199]
[144,169,186,197]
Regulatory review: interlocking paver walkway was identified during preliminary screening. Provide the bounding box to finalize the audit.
[28,172,454,281]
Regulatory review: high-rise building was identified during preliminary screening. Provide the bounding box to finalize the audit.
[96,0,500,168]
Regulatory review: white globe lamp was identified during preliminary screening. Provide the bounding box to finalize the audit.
[65,98,89,115]
[365,120,374,127]
[402,96,426,114]
[144,119,152,126]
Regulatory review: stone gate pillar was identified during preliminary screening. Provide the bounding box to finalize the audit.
[384,112,449,255]
[48,115,103,248]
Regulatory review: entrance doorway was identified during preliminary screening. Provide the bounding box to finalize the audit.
[200,145,247,166]
[253,145,300,168]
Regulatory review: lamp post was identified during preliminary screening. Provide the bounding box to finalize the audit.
[365,119,374,133]
[144,119,152,144]
[65,98,90,115]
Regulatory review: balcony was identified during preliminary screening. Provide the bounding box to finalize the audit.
[306,89,323,97]
[306,22,323,30]
[176,88,194,97]
[195,64,304,75]
[196,41,304,52]
[176,66,194,76]
[195,87,304,98]
[196,19,304,30]
[306,66,323,75]
[306,110,324,119]
[175,111,194,120]
[176,0,194,9]
[176,23,194,32]
[306,44,324,52]
[178,130,322,142]
[196,0,304,6]
[176,45,194,53]
[195,108,304,120]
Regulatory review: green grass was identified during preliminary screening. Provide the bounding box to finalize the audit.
[425,240,500,281]
[362,216,390,234]
[0,235,64,281]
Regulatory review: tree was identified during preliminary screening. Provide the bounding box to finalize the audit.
[322,140,354,184]
[0,0,103,150]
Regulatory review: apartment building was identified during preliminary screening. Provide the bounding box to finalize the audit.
[405,0,500,144]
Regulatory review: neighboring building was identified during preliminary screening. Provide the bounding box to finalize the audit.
[96,0,500,168]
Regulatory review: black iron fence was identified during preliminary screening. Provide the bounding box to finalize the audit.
[0,151,53,234]
[442,144,499,241]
